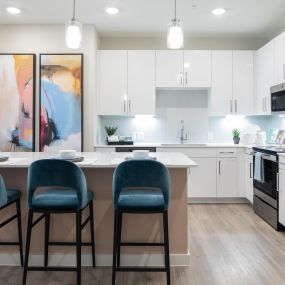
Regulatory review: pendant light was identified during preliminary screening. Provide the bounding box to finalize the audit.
[65,0,82,49]
[167,0,184,49]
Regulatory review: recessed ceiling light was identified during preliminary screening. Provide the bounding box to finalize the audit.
[105,7,119,15]
[212,8,226,15]
[6,6,21,15]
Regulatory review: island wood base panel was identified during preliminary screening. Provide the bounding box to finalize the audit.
[0,168,188,266]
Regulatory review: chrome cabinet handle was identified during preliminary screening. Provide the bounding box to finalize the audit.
[180,72,183,85]
[219,151,234,154]
[264,97,267,112]
[219,160,221,175]
[277,172,280,192]
[128,99,131,113]
[230,100,233,113]
[235,99,237,113]
[185,72,188,85]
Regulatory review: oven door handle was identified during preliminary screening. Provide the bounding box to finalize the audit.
[253,152,277,162]
[277,172,279,192]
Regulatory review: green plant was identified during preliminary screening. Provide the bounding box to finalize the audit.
[105,126,118,136]
[232,129,240,138]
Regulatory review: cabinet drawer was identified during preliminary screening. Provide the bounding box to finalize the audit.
[157,147,217,157]
[217,148,237,157]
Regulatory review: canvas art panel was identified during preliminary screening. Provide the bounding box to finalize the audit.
[0,54,35,152]
[40,54,83,152]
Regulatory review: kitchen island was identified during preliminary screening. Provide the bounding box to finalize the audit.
[0,152,197,267]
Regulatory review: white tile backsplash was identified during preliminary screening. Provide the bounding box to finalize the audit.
[99,90,271,144]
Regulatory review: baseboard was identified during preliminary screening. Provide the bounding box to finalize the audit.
[188,197,249,204]
[0,252,191,267]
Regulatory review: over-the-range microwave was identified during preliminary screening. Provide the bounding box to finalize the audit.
[271,83,285,113]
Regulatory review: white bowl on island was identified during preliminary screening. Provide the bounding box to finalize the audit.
[59,150,77,159]
[133,150,150,159]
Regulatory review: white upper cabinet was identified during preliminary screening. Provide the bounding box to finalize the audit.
[98,50,128,115]
[183,51,212,88]
[156,50,212,88]
[254,41,274,115]
[156,50,184,88]
[128,51,156,116]
[97,50,156,116]
[210,51,233,116]
[274,31,285,85]
[233,50,254,115]
[210,50,254,116]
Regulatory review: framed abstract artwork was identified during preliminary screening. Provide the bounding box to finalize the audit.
[0,54,36,152]
[39,54,83,152]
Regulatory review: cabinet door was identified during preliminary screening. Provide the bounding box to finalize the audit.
[128,51,155,116]
[210,51,233,116]
[188,157,217,198]
[278,167,285,226]
[274,32,285,85]
[254,41,274,115]
[98,51,127,115]
[183,51,212,88]
[233,51,254,115]
[217,158,237,197]
[156,51,184,88]
[245,156,253,203]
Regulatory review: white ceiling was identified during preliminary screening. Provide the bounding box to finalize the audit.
[0,0,285,38]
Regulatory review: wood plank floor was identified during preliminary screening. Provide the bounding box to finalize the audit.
[1,204,285,284]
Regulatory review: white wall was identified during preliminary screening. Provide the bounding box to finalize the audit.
[0,24,99,151]
[99,36,267,50]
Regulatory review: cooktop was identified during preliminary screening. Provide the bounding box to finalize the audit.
[253,146,285,155]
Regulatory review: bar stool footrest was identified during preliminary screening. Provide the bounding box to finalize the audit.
[27,266,77,272]
[115,266,167,272]
[48,241,93,246]
[120,242,165,247]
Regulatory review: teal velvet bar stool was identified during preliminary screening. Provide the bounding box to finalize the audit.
[0,175,23,266]
[23,159,96,285]
[112,159,171,285]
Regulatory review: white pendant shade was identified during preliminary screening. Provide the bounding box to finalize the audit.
[167,19,184,49]
[65,18,82,49]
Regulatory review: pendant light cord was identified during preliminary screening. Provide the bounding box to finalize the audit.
[73,0,76,19]
[174,0,177,20]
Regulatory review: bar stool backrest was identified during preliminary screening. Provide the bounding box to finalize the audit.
[112,159,171,210]
[0,176,8,207]
[28,159,88,210]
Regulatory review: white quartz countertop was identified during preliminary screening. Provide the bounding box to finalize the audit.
[95,143,254,148]
[0,152,197,169]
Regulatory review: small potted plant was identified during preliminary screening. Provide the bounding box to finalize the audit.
[232,129,240,144]
[105,126,118,144]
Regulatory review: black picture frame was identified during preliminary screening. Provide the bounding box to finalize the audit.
[0,53,36,152]
[39,53,84,152]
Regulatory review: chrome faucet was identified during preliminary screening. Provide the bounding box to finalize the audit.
[180,120,188,144]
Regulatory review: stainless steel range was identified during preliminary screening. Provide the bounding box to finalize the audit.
[252,146,285,230]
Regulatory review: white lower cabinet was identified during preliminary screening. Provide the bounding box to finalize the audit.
[217,157,237,198]
[278,166,285,226]
[245,155,253,203]
[188,157,217,198]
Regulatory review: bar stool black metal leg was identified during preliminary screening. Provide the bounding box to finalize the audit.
[76,211,82,285]
[163,211,171,285]
[16,199,23,267]
[89,201,96,267]
[117,212,122,267]
[112,211,119,285]
[44,213,50,267]
[23,210,33,285]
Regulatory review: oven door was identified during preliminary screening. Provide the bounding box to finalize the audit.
[253,153,278,203]
[271,84,285,112]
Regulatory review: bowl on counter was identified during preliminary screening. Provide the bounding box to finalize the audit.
[133,150,150,159]
[59,150,77,159]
